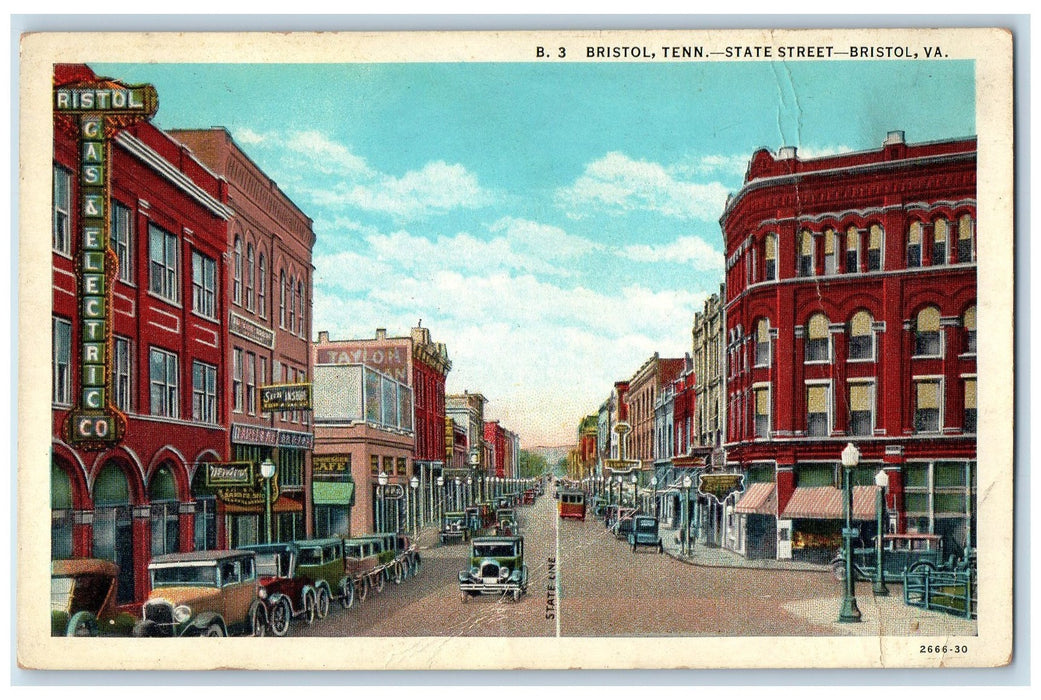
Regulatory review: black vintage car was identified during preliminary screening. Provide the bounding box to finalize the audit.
[440,511,470,545]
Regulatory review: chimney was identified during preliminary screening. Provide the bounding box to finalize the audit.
[317,331,329,343]
[778,146,797,160]
[376,328,387,341]
[884,130,905,146]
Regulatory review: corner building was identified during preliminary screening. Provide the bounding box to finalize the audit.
[722,132,977,562]
[51,65,231,606]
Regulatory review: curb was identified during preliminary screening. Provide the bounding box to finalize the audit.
[662,544,832,573]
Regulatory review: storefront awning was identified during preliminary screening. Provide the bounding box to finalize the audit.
[313,481,355,506]
[734,482,776,515]
[780,486,879,520]
[222,494,304,514]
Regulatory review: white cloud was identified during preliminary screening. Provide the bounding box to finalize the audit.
[234,127,270,146]
[285,130,374,178]
[556,151,732,221]
[619,235,725,271]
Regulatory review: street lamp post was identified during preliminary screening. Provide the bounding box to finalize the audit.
[410,475,420,539]
[873,468,890,597]
[630,473,638,510]
[377,470,389,534]
[839,442,863,623]
[681,474,693,556]
[436,475,445,524]
[466,475,473,507]
[651,476,658,519]
[260,458,277,544]
[615,474,622,509]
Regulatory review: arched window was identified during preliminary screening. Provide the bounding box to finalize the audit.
[957,214,975,263]
[963,305,977,355]
[258,252,267,318]
[755,318,770,366]
[848,311,874,361]
[824,228,838,275]
[233,236,242,305]
[907,221,923,268]
[764,234,777,280]
[867,224,883,271]
[933,219,949,266]
[245,243,255,311]
[798,229,814,277]
[805,313,831,363]
[297,279,305,337]
[279,270,286,328]
[846,226,860,273]
[915,306,942,357]
[288,275,296,332]
[149,464,180,557]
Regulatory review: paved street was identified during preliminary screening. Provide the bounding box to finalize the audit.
[293,493,858,637]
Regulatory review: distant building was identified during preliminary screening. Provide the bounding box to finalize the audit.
[722,132,977,561]
[625,354,686,469]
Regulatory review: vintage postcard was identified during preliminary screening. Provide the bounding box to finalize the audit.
[17,26,1014,671]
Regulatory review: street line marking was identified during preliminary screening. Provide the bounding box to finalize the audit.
[555,497,561,638]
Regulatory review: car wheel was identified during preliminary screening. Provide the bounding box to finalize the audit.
[67,611,98,637]
[392,562,404,585]
[204,623,225,637]
[357,576,369,603]
[340,579,355,610]
[303,590,317,625]
[411,555,422,578]
[251,606,266,637]
[460,589,468,603]
[269,598,291,637]
[909,561,937,574]
[374,571,386,593]
[132,620,159,638]
[831,560,847,582]
[316,586,331,619]
[657,541,664,554]
[512,589,521,603]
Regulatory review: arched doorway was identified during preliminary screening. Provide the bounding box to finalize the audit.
[92,461,135,604]
[148,463,180,556]
[51,461,75,559]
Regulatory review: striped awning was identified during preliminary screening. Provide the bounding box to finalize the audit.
[780,485,879,520]
[734,482,776,515]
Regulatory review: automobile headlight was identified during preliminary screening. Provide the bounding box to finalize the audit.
[258,587,267,599]
[172,605,192,623]
[499,567,510,580]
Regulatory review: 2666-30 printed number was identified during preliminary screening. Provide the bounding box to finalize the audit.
[920,645,969,654]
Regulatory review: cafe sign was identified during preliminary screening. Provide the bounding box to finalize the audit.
[204,461,279,507]
[260,383,312,412]
[698,472,746,504]
[56,74,158,448]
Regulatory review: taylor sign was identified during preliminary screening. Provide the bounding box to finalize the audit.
[56,75,158,448]
[697,472,746,504]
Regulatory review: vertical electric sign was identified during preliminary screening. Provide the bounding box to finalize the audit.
[55,75,158,448]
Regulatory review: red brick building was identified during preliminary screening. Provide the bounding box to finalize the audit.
[625,354,686,469]
[168,127,316,548]
[51,65,231,605]
[484,420,521,479]
[722,132,977,561]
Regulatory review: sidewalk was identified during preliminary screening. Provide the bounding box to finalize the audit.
[659,525,831,572]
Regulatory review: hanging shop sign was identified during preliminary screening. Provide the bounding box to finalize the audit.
[260,382,312,412]
[56,76,158,448]
[698,472,746,504]
[604,459,640,474]
[204,460,279,508]
[381,484,406,500]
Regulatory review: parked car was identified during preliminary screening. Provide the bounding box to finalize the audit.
[244,542,331,636]
[440,511,470,544]
[612,507,639,539]
[495,508,518,536]
[628,515,663,553]
[132,550,267,637]
[591,496,609,517]
[831,533,945,582]
[51,558,136,637]
[458,536,529,603]
[380,532,422,582]
[342,537,388,599]
[295,537,357,610]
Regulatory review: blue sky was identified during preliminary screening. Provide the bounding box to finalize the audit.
[94,60,975,447]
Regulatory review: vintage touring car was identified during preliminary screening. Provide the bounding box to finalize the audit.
[628,515,664,553]
[244,542,332,636]
[51,558,137,637]
[376,531,422,582]
[440,510,470,545]
[458,536,529,602]
[831,533,946,583]
[495,508,519,536]
[294,537,358,610]
[342,537,392,599]
[132,550,268,637]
